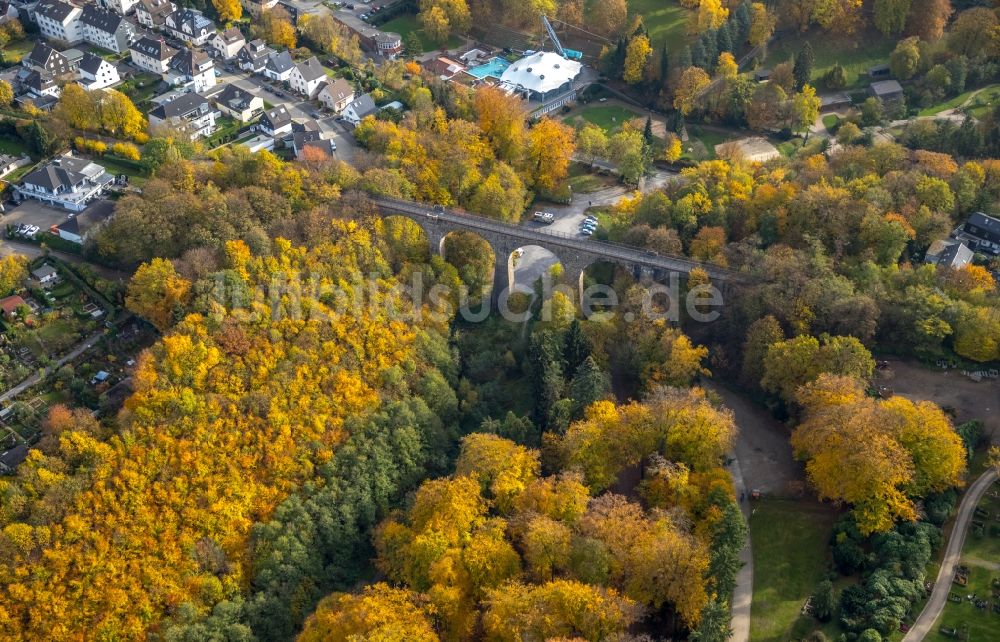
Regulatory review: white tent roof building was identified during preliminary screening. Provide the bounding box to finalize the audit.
[499,51,582,99]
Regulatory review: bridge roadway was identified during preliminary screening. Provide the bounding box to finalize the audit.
[371,197,746,289]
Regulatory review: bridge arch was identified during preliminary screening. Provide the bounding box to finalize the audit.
[380,215,431,272]
[440,230,498,303]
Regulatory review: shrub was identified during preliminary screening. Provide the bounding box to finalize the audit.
[111,142,141,161]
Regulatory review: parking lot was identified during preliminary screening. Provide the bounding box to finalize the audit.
[2,200,71,237]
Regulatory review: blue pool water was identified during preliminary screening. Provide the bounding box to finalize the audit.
[467,57,511,79]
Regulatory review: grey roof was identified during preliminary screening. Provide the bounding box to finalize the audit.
[870,80,903,97]
[320,77,354,103]
[81,4,126,34]
[938,242,973,269]
[265,51,294,74]
[297,138,334,157]
[132,36,178,61]
[968,212,1000,234]
[262,105,292,128]
[57,200,115,237]
[215,83,256,109]
[295,56,325,82]
[138,0,175,23]
[149,92,209,119]
[347,93,376,118]
[36,0,78,23]
[23,70,56,92]
[79,52,108,75]
[168,8,215,33]
[23,163,86,191]
[32,264,58,279]
[0,444,29,471]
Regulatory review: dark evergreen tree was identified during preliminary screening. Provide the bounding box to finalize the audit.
[690,598,733,642]
[528,330,566,428]
[691,40,708,70]
[812,580,836,622]
[610,36,627,78]
[734,3,752,42]
[562,318,590,378]
[24,121,57,156]
[707,495,748,597]
[643,115,654,143]
[480,412,538,447]
[716,21,734,54]
[793,41,815,90]
[701,29,718,68]
[569,356,611,419]
[678,45,693,71]
[659,42,670,83]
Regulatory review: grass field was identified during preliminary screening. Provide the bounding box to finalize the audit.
[750,499,840,642]
[822,114,839,130]
[380,14,462,53]
[628,0,693,53]
[931,480,1000,642]
[917,84,1000,117]
[963,86,1000,120]
[764,29,894,91]
[1,39,35,64]
[97,156,148,186]
[0,136,31,158]
[565,105,642,132]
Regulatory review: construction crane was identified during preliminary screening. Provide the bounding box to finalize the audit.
[542,14,583,60]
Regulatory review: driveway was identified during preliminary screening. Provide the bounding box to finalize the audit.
[1,200,72,235]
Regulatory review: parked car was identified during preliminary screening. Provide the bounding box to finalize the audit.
[580,220,597,230]
[580,228,594,236]
[532,211,555,224]
[310,111,322,119]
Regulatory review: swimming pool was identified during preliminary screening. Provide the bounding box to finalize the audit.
[467,57,511,79]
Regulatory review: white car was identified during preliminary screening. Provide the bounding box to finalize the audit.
[532,211,555,224]
[580,228,594,236]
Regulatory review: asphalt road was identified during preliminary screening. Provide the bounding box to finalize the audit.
[902,468,1000,642]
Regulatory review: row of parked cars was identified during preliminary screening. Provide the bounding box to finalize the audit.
[579,215,598,236]
[13,223,40,239]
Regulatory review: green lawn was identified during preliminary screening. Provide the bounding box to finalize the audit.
[1,39,35,64]
[565,105,642,132]
[963,86,1000,120]
[567,164,617,193]
[764,29,895,91]
[750,499,840,642]
[96,156,148,186]
[380,14,462,54]
[0,136,31,158]
[681,129,732,160]
[628,0,693,53]
[822,114,839,130]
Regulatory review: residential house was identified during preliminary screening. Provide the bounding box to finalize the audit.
[289,56,325,98]
[80,4,136,54]
[241,0,278,17]
[135,0,174,29]
[292,129,334,159]
[258,104,292,136]
[0,444,29,474]
[16,153,113,212]
[317,77,354,113]
[78,51,120,89]
[22,70,60,99]
[55,199,116,243]
[331,14,401,59]
[236,39,273,73]
[213,83,263,122]
[0,295,27,320]
[130,36,178,74]
[869,80,903,103]
[209,26,245,60]
[372,32,402,58]
[0,1,19,25]
[96,0,141,15]
[34,0,83,44]
[167,47,214,93]
[263,50,294,82]
[0,154,30,178]
[342,93,376,126]
[424,56,465,79]
[61,47,85,70]
[954,212,1000,255]
[148,92,216,139]
[22,42,72,77]
[31,263,59,287]
[925,239,974,269]
[164,8,215,46]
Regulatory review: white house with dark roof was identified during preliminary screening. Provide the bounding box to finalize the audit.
[263,50,294,82]
[22,42,72,77]
[289,56,326,98]
[22,70,61,99]
[259,105,292,136]
[148,92,215,139]
[16,154,113,212]
[213,83,263,122]
[317,77,354,113]
[56,199,116,243]
[80,4,136,54]
[164,7,215,45]
[130,35,178,74]
[342,93,376,126]
[78,52,120,89]
[925,239,973,270]
[209,26,245,60]
[135,0,175,29]
[34,0,83,44]
[96,0,141,15]
[236,39,273,73]
[167,47,214,93]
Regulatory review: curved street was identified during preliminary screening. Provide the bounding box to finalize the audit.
[903,468,1000,642]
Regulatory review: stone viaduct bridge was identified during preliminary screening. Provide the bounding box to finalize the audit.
[372,197,748,305]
